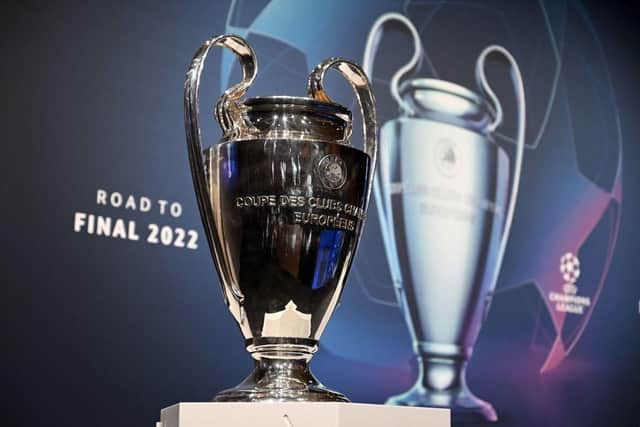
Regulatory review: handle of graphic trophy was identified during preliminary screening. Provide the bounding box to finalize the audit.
[475,45,526,286]
[363,12,423,115]
[184,34,257,304]
[308,57,378,206]
[362,13,423,306]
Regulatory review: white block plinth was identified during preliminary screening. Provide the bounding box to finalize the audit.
[157,402,450,427]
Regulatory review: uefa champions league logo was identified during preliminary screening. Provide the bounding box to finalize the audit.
[317,154,347,190]
[560,252,580,295]
[549,252,591,315]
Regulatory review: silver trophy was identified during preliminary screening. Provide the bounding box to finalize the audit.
[184,34,377,402]
[363,13,525,422]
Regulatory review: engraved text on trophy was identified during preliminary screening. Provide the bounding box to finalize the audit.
[235,194,365,231]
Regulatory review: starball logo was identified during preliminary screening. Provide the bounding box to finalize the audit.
[548,252,592,315]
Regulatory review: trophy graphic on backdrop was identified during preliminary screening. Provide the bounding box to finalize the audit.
[363,13,525,422]
[184,34,377,402]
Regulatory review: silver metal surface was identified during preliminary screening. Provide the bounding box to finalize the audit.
[184,34,377,402]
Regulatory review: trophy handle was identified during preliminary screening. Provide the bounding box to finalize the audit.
[362,12,423,115]
[362,13,422,306]
[308,57,378,205]
[184,34,257,305]
[475,45,526,281]
[373,129,403,307]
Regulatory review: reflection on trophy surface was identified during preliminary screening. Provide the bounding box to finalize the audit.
[184,34,377,402]
[363,13,526,423]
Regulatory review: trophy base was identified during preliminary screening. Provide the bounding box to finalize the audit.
[385,385,496,424]
[213,357,349,403]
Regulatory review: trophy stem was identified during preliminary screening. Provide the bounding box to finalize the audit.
[386,351,497,423]
[213,340,349,403]
[417,355,467,395]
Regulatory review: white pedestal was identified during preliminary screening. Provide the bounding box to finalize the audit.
[157,402,450,427]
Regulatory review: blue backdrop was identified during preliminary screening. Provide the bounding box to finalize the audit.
[3,1,639,426]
